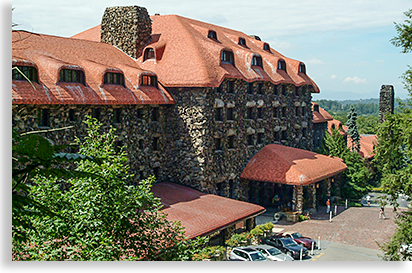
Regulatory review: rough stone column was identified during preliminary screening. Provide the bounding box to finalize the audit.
[379,85,395,123]
[292,185,303,214]
[101,6,152,59]
[311,184,317,209]
[326,178,331,198]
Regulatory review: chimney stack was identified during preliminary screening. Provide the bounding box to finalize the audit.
[378,85,395,123]
[101,6,152,59]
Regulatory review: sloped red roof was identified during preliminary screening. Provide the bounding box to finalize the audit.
[348,134,377,159]
[151,182,265,239]
[73,15,320,92]
[240,144,347,185]
[327,119,348,136]
[12,30,174,105]
[312,103,333,123]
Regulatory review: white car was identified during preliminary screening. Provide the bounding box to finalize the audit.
[250,245,294,261]
[229,247,268,261]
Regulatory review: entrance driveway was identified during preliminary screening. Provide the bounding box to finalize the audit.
[257,205,401,251]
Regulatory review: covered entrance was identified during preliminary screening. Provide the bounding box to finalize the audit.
[241,144,347,214]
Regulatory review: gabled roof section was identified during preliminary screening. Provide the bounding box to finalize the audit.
[73,15,320,92]
[348,134,377,159]
[152,182,265,239]
[327,119,348,136]
[12,30,174,105]
[312,103,333,123]
[240,144,347,186]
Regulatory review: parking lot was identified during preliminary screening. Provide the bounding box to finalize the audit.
[256,205,402,261]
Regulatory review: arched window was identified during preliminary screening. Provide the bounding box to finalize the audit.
[277,60,286,71]
[59,69,85,85]
[263,43,270,52]
[143,48,155,61]
[104,72,125,86]
[141,75,158,87]
[221,50,234,65]
[299,63,306,74]
[238,37,246,46]
[252,55,263,68]
[12,65,39,83]
[208,30,217,40]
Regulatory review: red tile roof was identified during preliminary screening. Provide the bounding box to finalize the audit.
[240,144,347,185]
[348,134,377,159]
[73,15,320,92]
[327,119,348,136]
[312,103,333,123]
[12,31,174,105]
[151,182,265,239]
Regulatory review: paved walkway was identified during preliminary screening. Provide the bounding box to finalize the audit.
[257,205,402,251]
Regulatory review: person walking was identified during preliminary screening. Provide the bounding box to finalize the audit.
[366,195,371,206]
[326,199,331,214]
[379,205,386,219]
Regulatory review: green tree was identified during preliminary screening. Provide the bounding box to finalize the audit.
[12,118,187,260]
[346,106,361,153]
[375,8,412,261]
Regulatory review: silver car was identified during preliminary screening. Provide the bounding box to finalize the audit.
[250,245,294,261]
[230,247,268,261]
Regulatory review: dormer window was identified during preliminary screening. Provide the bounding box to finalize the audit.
[263,43,271,52]
[221,50,234,65]
[313,104,319,112]
[238,37,246,46]
[12,65,38,83]
[59,69,85,85]
[141,75,158,87]
[299,63,306,74]
[143,48,155,61]
[252,55,263,68]
[104,72,125,87]
[277,60,286,71]
[208,30,217,40]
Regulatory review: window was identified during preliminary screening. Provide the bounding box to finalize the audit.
[152,107,159,122]
[153,137,159,151]
[38,109,50,127]
[302,128,307,138]
[114,108,122,123]
[313,104,319,112]
[221,50,234,65]
[257,133,264,144]
[302,107,305,116]
[144,48,155,61]
[216,182,223,196]
[257,83,263,94]
[68,109,75,122]
[247,135,254,146]
[139,139,144,150]
[92,108,101,120]
[136,108,143,119]
[227,81,234,93]
[257,107,263,119]
[141,75,158,87]
[216,85,222,93]
[248,82,253,94]
[295,86,300,97]
[331,124,336,130]
[282,107,286,117]
[263,43,270,52]
[274,85,278,96]
[273,107,278,118]
[282,131,287,141]
[282,85,287,95]
[153,167,160,179]
[59,69,85,84]
[104,72,125,86]
[215,138,222,151]
[227,107,234,121]
[299,63,306,74]
[208,30,217,40]
[296,106,300,116]
[275,131,280,142]
[252,55,263,67]
[228,135,235,149]
[215,107,223,121]
[247,107,253,119]
[12,65,38,83]
[238,37,246,46]
[277,60,286,71]
[229,179,234,198]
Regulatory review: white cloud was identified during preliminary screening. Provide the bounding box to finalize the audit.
[343,76,368,84]
[331,75,337,80]
[306,58,323,65]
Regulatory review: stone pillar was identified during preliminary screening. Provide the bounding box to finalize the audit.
[292,185,303,214]
[311,184,317,209]
[379,85,395,123]
[101,6,152,59]
[326,178,331,198]
[246,218,255,231]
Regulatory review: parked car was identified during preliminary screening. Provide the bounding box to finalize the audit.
[260,236,309,259]
[280,231,317,250]
[249,245,294,261]
[229,247,268,261]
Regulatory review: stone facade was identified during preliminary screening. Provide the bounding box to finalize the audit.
[379,84,395,123]
[101,6,152,59]
[12,104,170,183]
[162,78,314,202]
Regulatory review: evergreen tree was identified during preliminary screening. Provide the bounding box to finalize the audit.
[346,105,361,153]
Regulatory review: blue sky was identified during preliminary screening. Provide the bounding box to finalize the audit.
[11,0,412,101]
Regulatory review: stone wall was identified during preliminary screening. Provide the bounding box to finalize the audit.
[379,84,395,123]
[12,104,169,184]
[164,79,314,202]
[313,122,327,150]
[101,6,152,59]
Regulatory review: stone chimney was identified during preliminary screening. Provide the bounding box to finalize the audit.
[101,6,152,59]
[378,85,395,123]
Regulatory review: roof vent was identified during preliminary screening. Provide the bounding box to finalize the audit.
[249,35,261,41]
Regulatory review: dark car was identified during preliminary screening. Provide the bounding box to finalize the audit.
[281,231,317,250]
[260,236,309,259]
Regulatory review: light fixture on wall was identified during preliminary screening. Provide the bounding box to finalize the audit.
[316,184,319,188]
